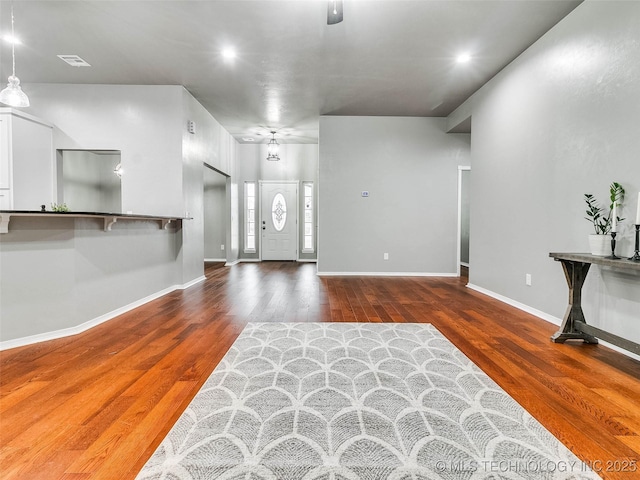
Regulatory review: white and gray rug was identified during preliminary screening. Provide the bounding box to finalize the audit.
[136,322,600,480]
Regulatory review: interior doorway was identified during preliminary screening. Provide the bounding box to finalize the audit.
[203,164,229,262]
[260,181,298,261]
[457,166,471,277]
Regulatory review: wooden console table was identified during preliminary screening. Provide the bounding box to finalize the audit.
[549,253,640,355]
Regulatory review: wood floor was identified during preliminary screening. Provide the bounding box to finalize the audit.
[1,262,639,479]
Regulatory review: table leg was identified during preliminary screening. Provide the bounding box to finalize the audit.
[551,259,598,344]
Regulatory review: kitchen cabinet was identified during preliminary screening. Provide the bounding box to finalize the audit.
[0,108,54,210]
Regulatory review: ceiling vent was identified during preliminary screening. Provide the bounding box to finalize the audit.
[57,55,91,67]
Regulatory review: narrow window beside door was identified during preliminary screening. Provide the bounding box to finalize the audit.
[303,182,314,253]
[245,182,256,252]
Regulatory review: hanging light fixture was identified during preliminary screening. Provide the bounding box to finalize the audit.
[0,5,30,108]
[267,131,280,161]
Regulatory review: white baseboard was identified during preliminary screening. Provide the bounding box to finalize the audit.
[460,262,469,268]
[466,283,640,362]
[225,258,261,266]
[180,275,206,289]
[297,258,318,263]
[204,258,226,262]
[318,271,458,277]
[466,283,561,325]
[0,276,206,351]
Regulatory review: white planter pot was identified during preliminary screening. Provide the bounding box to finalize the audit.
[588,234,610,256]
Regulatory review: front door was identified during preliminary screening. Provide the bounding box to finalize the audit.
[260,182,298,261]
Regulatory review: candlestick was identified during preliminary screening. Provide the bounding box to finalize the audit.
[636,193,640,225]
[611,202,617,233]
[607,231,620,260]
[629,225,640,262]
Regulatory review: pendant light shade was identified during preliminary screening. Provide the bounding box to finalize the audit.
[267,131,280,161]
[0,6,30,108]
[0,75,29,108]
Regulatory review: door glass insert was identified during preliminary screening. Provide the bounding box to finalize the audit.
[272,193,287,231]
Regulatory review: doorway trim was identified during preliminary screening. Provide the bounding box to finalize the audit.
[258,180,299,261]
[457,166,471,277]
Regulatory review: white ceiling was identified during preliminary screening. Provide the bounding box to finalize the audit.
[0,0,582,143]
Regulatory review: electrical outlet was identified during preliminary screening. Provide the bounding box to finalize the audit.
[526,273,532,286]
[221,244,225,250]
[384,253,389,260]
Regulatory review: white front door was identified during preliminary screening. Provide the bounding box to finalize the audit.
[260,182,298,261]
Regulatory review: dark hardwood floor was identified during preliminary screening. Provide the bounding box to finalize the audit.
[1,261,639,479]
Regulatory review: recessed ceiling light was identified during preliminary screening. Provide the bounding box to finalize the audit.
[242,137,255,142]
[222,48,236,60]
[57,54,91,67]
[456,53,472,64]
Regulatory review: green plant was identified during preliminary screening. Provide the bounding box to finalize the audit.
[584,182,625,234]
[50,203,69,212]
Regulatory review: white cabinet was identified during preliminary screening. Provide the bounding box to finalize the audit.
[0,108,54,210]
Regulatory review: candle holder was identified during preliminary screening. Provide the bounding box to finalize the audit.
[607,232,620,260]
[629,224,640,262]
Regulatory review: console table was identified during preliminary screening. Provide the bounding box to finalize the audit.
[549,253,640,355]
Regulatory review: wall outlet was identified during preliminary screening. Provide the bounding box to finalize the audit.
[221,244,225,250]
[384,253,389,260]
[525,273,532,286]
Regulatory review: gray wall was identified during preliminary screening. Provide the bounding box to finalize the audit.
[180,90,239,267]
[204,167,227,260]
[23,84,184,217]
[237,143,319,261]
[460,169,470,265]
[318,116,470,274]
[1,84,238,346]
[0,217,179,342]
[453,0,640,343]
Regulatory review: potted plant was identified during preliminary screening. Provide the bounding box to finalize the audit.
[584,182,625,255]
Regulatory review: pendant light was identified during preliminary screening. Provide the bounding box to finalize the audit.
[267,131,280,161]
[0,5,30,108]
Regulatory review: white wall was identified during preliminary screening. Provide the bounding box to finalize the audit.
[318,116,470,274]
[453,0,640,343]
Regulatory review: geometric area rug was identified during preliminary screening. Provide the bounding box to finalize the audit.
[136,323,600,480]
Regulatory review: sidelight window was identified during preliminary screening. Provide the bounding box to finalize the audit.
[245,182,256,252]
[302,182,314,253]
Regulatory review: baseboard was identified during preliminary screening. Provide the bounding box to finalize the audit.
[466,283,561,325]
[225,258,261,266]
[460,262,469,268]
[297,258,318,263]
[318,271,458,277]
[180,275,206,289]
[0,277,205,351]
[466,283,640,362]
[204,258,226,262]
